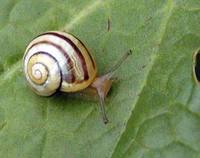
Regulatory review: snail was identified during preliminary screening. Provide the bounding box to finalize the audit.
[23,31,131,124]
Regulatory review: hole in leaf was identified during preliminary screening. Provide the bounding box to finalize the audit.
[193,49,200,83]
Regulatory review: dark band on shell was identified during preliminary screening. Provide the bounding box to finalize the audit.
[26,41,75,83]
[38,32,90,81]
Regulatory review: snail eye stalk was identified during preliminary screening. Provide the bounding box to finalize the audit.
[91,50,132,124]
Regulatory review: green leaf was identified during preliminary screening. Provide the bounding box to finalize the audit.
[0,0,200,158]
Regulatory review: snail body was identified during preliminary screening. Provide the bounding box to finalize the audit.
[23,31,131,124]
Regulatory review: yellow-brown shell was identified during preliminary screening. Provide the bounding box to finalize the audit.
[23,31,97,96]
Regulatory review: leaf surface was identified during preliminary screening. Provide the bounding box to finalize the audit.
[0,0,200,158]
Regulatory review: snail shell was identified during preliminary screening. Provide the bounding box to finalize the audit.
[23,31,97,96]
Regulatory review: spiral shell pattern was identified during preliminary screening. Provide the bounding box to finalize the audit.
[23,31,97,96]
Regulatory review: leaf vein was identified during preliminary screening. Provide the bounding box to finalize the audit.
[110,0,175,157]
